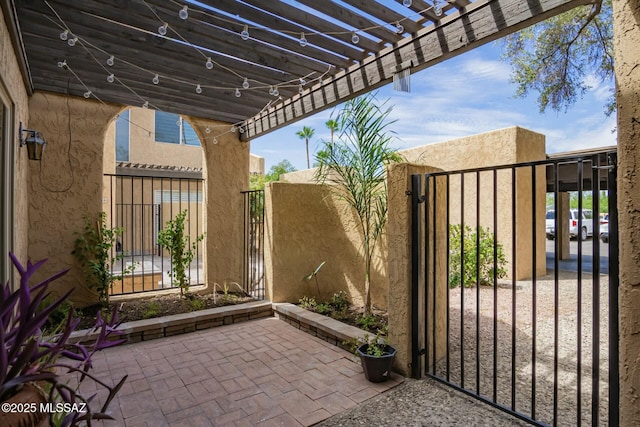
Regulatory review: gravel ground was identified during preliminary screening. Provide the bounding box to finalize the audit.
[319,270,611,427]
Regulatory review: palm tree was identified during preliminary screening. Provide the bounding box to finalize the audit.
[325,119,339,143]
[314,93,402,316]
[296,126,315,169]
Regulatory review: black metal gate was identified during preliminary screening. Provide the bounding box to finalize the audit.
[242,190,264,300]
[410,150,618,426]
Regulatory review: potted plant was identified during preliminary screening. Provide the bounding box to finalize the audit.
[0,253,127,427]
[355,327,397,383]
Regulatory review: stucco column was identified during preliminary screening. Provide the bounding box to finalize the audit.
[187,118,249,290]
[27,92,121,306]
[612,1,640,425]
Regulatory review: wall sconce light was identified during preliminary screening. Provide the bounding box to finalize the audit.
[19,122,47,160]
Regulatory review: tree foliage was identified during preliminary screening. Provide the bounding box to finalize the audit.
[501,0,614,115]
[296,126,316,169]
[315,93,402,316]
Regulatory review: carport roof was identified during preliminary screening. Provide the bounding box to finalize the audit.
[5,0,590,140]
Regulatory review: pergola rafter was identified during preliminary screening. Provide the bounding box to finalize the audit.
[7,0,592,140]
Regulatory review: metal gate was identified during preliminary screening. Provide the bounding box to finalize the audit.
[242,190,264,300]
[410,150,618,426]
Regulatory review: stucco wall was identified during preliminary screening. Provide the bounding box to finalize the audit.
[613,1,640,424]
[28,92,121,305]
[265,182,387,309]
[0,5,30,270]
[187,117,248,289]
[250,154,265,176]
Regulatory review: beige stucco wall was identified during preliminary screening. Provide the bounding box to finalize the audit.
[401,126,547,280]
[0,5,30,271]
[27,92,121,305]
[250,154,265,176]
[187,117,248,289]
[613,1,640,424]
[265,182,387,309]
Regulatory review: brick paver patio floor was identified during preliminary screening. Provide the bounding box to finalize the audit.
[86,317,402,426]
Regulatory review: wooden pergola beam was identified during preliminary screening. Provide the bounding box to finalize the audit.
[244,0,591,140]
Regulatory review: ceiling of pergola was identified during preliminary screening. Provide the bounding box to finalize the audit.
[6,0,589,140]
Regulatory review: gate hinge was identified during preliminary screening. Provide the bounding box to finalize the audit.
[405,190,425,203]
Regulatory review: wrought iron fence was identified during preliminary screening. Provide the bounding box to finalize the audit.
[104,174,205,295]
[410,150,618,426]
[242,190,264,300]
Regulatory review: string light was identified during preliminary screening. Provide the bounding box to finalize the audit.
[195,84,202,93]
[205,127,211,133]
[403,0,412,6]
[242,77,250,89]
[158,22,168,36]
[107,55,114,66]
[238,126,245,134]
[142,101,149,109]
[57,60,67,68]
[68,37,78,46]
[395,22,404,34]
[205,57,214,69]
[300,77,306,86]
[83,90,92,98]
[59,30,68,40]
[298,85,303,94]
[433,1,443,16]
[240,25,249,40]
[212,137,218,144]
[231,125,237,132]
[351,32,359,44]
[107,73,115,83]
[152,74,159,84]
[235,88,241,97]
[179,5,189,20]
[299,33,307,47]
[272,87,279,96]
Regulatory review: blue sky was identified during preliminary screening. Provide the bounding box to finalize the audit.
[250,42,616,172]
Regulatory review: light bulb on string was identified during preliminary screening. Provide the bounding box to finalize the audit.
[205,127,211,134]
[179,5,189,20]
[142,101,149,109]
[269,85,275,95]
[433,1,443,16]
[205,57,214,69]
[158,23,168,36]
[68,37,78,47]
[152,74,159,85]
[242,78,250,89]
[395,22,404,34]
[107,55,114,66]
[196,84,202,94]
[300,77,306,86]
[299,33,307,47]
[240,25,250,40]
[212,137,218,144]
[298,85,304,95]
[59,30,68,41]
[83,91,91,99]
[57,60,67,68]
[107,73,115,83]
[351,32,360,44]
[235,88,241,97]
[403,0,412,6]
[231,125,237,133]
[239,126,245,134]
[318,77,323,86]
[272,87,279,97]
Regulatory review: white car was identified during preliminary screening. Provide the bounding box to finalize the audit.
[546,209,594,241]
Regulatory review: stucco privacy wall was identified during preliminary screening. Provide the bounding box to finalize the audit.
[264,182,387,309]
[27,92,121,305]
[187,117,248,290]
[387,163,445,376]
[0,4,30,271]
[400,126,547,280]
[613,0,640,424]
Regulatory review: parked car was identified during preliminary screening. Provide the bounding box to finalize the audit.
[600,222,609,243]
[545,209,594,241]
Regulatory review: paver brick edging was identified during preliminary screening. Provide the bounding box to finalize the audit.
[68,300,273,345]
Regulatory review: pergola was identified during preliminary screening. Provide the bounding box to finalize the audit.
[7,0,590,140]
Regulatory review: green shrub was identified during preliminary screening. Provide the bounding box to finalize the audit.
[315,302,332,315]
[449,224,507,288]
[190,297,206,311]
[299,296,317,310]
[142,301,161,319]
[330,291,350,312]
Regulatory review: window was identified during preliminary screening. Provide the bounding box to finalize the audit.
[115,110,130,161]
[154,111,200,146]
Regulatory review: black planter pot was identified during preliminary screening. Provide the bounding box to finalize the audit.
[357,344,397,383]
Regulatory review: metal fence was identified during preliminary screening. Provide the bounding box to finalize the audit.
[410,150,618,426]
[242,190,264,300]
[104,174,205,295]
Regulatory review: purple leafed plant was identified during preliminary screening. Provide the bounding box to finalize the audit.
[0,253,127,426]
